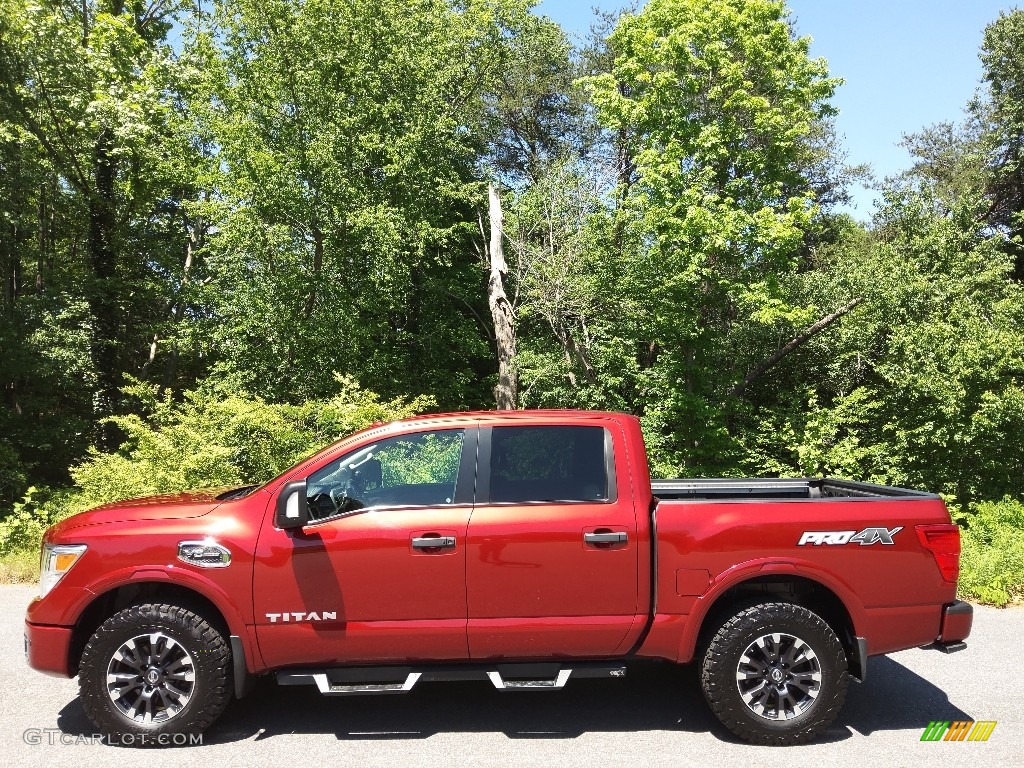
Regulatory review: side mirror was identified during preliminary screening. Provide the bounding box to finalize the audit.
[275,480,309,529]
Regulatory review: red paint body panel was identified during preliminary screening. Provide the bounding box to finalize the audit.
[466,615,646,659]
[253,506,473,666]
[24,409,971,682]
[466,415,641,658]
[465,505,638,657]
[26,490,267,674]
[644,496,958,661]
[24,621,73,677]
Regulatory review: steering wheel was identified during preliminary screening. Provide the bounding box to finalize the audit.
[307,492,336,519]
[329,485,364,514]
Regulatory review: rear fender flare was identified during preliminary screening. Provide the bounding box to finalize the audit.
[676,559,866,664]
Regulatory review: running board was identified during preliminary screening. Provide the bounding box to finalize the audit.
[276,662,626,696]
[307,671,422,695]
[487,669,572,689]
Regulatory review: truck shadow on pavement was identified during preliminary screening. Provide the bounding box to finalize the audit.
[56,655,971,745]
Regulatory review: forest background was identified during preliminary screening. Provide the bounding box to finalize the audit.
[1,0,1023,604]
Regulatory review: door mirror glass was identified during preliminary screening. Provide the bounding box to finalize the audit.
[275,480,309,529]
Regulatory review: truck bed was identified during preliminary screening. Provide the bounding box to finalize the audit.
[652,477,938,500]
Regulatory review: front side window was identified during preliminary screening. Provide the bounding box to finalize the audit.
[306,429,465,520]
[489,425,611,503]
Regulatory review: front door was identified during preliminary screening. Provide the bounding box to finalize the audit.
[254,427,475,667]
[466,422,640,659]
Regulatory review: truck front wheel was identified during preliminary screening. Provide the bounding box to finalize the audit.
[78,603,231,743]
[700,601,849,745]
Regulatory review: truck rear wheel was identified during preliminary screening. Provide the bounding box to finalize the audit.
[700,601,849,745]
[78,603,231,744]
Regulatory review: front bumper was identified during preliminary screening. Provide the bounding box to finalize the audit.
[935,600,973,649]
[24,621,74,677]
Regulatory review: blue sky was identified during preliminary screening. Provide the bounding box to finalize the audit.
[535,0,1020,217]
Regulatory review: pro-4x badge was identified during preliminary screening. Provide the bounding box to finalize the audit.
[797,527,903,546]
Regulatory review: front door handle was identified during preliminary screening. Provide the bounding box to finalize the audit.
[584,531,628,545]
[411,535,456,550]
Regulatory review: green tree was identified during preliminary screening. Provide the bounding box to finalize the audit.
[739,188,1024,506]
[192,0,539,407]
[0,1,210,511]
[0,1,194,444]
[484,12,583,187]
[728,8,1024,514]
[583,0,840,473]
[979,9,1024,277]
[507,160,643,411]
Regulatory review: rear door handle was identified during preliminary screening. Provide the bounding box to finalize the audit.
[411,535,456,550]
[584,532,628,545]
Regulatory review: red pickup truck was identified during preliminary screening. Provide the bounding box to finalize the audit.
[25,410,971,746]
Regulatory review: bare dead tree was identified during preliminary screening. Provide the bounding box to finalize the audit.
[487,183,518,409]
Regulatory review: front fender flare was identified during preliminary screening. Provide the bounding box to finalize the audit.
[71,566,264,674]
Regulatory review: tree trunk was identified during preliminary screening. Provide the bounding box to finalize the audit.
[161,214,205,390]
[3,221,17,311]
[301,220,324,320]
[78,2,126,448]
[87,127,121,447]
[487,184,517,410]
[731,297,864,398]
[551,320,596,386]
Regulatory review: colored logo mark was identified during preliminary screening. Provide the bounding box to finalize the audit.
[920,721,996,742]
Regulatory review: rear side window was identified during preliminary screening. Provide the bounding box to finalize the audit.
[488,425,612,503]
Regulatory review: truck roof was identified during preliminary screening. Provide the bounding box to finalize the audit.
[377,409,633,428]
[271,409,638,489]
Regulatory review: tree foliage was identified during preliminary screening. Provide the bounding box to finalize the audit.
[196,0,522,405]
[979,9,1024,275]
[0,377,433,553]
[580,0,841,471]
[1,1,1024,601]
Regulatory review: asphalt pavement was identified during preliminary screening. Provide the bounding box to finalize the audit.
[2,584,1020,767]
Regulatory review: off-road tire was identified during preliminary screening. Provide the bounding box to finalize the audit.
[79,603,231,744]
[700,601,849,746]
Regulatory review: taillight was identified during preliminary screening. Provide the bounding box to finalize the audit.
[916,524,961,583]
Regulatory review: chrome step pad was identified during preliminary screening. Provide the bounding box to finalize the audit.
[276,662,626,696]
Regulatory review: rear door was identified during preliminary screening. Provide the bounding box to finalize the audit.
[466,421,640,659]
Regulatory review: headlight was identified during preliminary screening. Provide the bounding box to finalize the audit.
[38,543,87,597]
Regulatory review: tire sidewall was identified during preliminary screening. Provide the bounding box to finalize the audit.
[80,604,228,740]
[703,603,848,743]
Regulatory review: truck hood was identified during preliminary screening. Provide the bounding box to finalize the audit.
[46,488,233,537]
